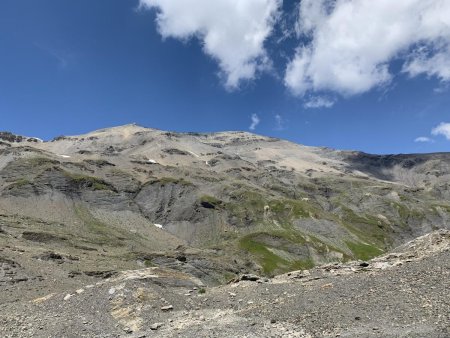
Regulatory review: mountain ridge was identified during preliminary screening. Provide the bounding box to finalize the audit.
[5,123,445,156]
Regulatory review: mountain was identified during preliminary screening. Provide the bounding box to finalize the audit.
[1,124,450,283]
[1,124,450,337]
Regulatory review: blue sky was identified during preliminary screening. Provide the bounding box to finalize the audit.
[1,0,450,154]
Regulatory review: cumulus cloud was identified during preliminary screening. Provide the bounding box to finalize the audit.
[432,122,450,140]
[414,137,433,143]
[285,0,450,97]
[303,96,335,109]
[249,113,260,131]
[140,0,281,89]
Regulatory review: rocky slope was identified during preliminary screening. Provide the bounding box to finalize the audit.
[1,230,449,337]
[1,124,449,336]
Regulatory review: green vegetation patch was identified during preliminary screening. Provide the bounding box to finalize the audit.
[25,157,60,167]
[225,190,266,225]
[5,157,59,178]
[6,178,32,189]
[341,207,383,227]
[268,199,312,219]
[64,171,113,191]
[390,202,425,224]
[240,235,288,274]
[74,204,124,246]
[290,258,315,271]
[239,232,315,275]
[224,187,322,227]
[339,207,390,247]
[345,241,383,261]
[144,259,156,267]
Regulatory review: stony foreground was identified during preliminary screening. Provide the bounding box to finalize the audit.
[1,230,449,338]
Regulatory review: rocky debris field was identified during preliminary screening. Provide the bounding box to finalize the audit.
[0,230,448,338]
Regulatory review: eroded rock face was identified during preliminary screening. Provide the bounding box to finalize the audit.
[135,180,200,223]
[0,132,24,143]
[22,231,67,243]
[0,257,29,285]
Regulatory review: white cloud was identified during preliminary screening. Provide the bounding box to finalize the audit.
[274,114,285,130]
[34,43,70,70]
[303,96,335,109]
[403,45,450,83]
[285,0,450,97]
[414,136,433,143]
[140,0,281,89]
[432,122,450,140]
[249,113,260,131]
[434,83,450,93]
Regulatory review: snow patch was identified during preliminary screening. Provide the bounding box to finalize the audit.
[58,155,71,158]
[148,159,157,164]
[154,224,163,229]
[187,151,200,158]
[63,294,73,301]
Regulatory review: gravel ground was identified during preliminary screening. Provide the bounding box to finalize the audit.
[0,231,449,338]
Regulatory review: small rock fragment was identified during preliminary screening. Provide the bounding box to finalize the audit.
[176,255,186,262]
[150,323,163,330]
[240,274,261,282]
[161,305,173,311]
